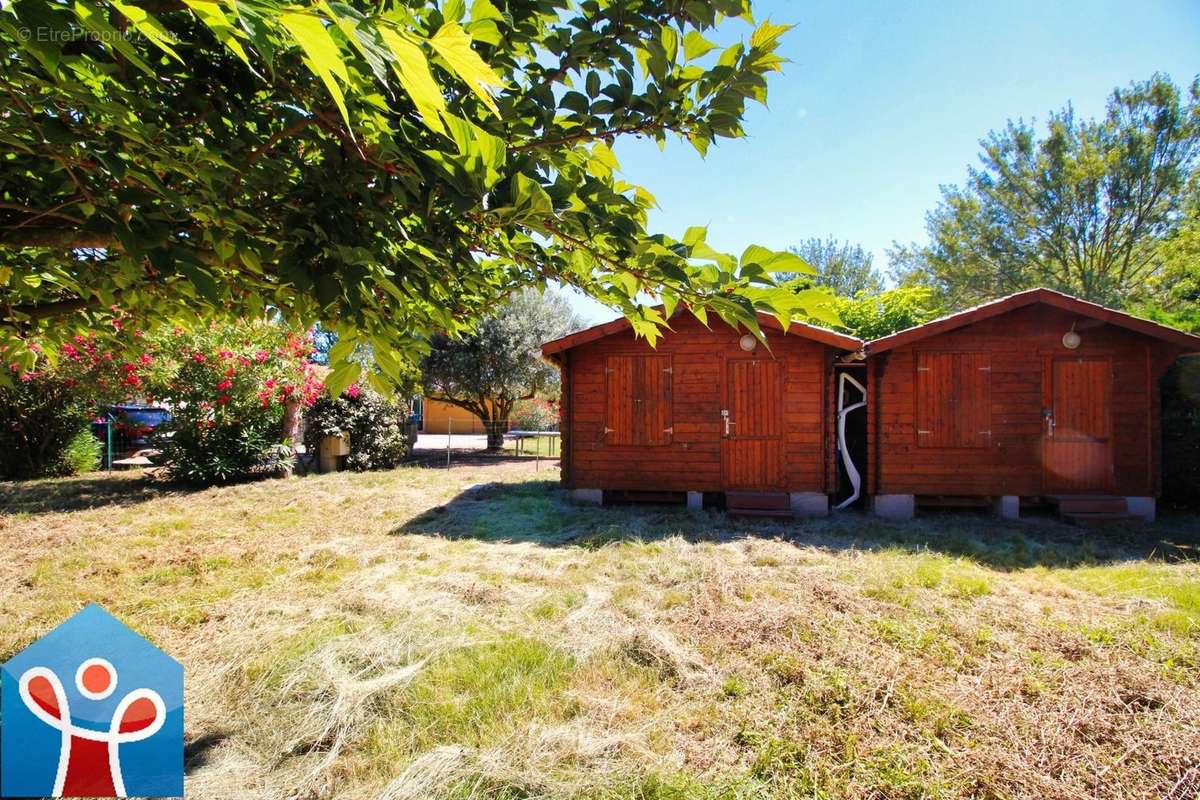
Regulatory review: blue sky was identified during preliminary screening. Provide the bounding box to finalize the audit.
[563,0,1200,323]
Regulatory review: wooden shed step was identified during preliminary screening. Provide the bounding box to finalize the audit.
[916,495,991,509]
[727,507,795,520]
[1046,495,1128,514]
[1061,512,1144,528]
[725,491,790,511]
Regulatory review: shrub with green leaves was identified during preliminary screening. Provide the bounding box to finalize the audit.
[0,377,95,480]
[304,387,413,471]
[63,428,102,474]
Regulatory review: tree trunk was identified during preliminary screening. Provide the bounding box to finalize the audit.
[484,417,504,451]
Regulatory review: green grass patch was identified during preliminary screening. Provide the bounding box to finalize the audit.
[367,636,576,758]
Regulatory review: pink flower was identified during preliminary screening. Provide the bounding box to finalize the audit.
[264,379,276,389]
[254,350,270,363]
[172,327,184,336]
[122,375,141,387]
[216,379,233,391]
[192,352,207,363]
[218,349,234,359]
[216,395,230,405]
[346,384,360,399]
[139,354,153,365]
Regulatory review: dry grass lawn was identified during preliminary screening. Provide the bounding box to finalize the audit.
[1,461,1198,800]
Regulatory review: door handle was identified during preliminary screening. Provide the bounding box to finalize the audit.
[1043,408,1054,437]
[721,409,730,436]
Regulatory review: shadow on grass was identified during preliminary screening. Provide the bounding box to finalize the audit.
[394,481,1200,570]
[0,472,204,516]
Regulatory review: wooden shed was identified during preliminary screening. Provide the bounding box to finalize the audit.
[863,289,1200,522]
[541,311,863,516]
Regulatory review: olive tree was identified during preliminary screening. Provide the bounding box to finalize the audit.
[422,287,579,448]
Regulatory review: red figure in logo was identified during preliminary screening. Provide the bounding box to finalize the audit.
[18,658,166,798]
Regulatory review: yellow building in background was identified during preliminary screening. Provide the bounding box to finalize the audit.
[418,397,506,435]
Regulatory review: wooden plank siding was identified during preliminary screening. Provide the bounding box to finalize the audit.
[870,304,1183,498]
[558,313,842,493]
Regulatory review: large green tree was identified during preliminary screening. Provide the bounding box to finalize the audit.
[1,0,829,392]
[785,236,883,297]
[421,287,579,448]
[892,74,1200,309]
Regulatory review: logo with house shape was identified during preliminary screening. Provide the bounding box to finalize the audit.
[1,604,183,798]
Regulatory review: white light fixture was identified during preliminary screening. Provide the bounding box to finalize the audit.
[739,334,757,352]
[1062,323,1081,350]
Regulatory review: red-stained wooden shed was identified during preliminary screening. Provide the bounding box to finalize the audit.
[863,288,1200,522]
[541,311,863,516]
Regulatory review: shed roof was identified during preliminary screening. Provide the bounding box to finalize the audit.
[866,288,1200,354]
[541,307,863,357]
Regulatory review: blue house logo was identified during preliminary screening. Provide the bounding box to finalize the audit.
[1,604,183,798]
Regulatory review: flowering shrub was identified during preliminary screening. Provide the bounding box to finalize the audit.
[3,318,320,482]
[510,398,559,431]
[142,322,323,484]
[304,386,414,471]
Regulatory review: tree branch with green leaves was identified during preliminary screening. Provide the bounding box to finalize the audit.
[1,0,828,391]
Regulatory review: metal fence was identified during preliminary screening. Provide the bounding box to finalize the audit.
[414,417,561,470]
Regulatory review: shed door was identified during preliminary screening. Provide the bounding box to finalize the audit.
[1043,357,1113,493]
[722,358,784,489]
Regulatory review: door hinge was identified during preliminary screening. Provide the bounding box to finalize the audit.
[979,430,991,435]
[917,366,930,372]
[663,367,673,373]
[663,427,673,434]
[979,366,991,371]
[917,430,931,435]
[603,427,613,434]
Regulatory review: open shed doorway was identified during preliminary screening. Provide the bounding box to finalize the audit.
[833,365,868,509]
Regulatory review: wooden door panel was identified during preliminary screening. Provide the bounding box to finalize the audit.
[1044,358,1113,492]
[722,440,783,488]
[722,359,783,489]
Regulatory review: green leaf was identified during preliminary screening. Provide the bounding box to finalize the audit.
[326,359,362,398]
[111,1,183,62]
[586,71,601,98]
[683,225,707,247]
[279,10,351,126]
[379,28,447,134]
[470,0,504,23]
[443,0,466,23]
[739,244,774,269]
[591,141,620,171]
[750,20,792,51]
[428,22,504,115]
[73,2,153,74]
[560,91,590,115]
[328,336,357,365]
[683,30,717,60]
[659,25,679,62]
[183,0,250,65]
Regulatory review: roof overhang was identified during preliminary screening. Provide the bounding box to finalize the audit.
[541,307,863,358]
[866,288,1200,354]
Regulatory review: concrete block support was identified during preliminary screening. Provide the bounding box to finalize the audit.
[1126,497,1156,522]
[571,488,603,505]
[790,492,829,517]
[993,495,1020,520]
[686,491,703,511]
[873,494,915,520]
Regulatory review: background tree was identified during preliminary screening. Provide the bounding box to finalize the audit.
[1,0,829,392]
[892,74,1200,309]
[784,237,884,297]
[422,288,581,448]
